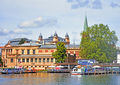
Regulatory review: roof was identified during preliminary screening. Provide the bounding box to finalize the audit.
[9,38,38,46]
[39,44,79,49]
[65,44,79,48]
[41,36,66,44]
[65,33,69,38]
[0,46,4,48]
[39,33,43,38]
[40,44,56,48]
[54,32,58,37]
[20,43,41,46]
[10,38,28,42]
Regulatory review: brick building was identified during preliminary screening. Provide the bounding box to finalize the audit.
[1,33,80,70]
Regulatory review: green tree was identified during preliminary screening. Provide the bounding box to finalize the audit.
[52,42,67,63]
[19,38,26,44]
[80,24,118,63]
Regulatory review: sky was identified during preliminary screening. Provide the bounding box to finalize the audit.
[0,0,120,46]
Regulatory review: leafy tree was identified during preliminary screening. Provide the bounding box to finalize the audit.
[19,38,26,44]
[80,24,118,63]
[52,42,67,63]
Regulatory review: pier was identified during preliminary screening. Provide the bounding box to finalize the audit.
[79,63,120,75]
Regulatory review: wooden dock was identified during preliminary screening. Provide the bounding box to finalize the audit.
[74,63,120,75]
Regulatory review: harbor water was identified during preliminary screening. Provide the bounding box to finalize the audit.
[0,73,120,85]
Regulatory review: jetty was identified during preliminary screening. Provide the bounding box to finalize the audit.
[77,63,120,75]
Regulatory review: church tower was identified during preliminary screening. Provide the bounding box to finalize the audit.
[53,32,58,43]
[65,33,70,44]
[38,33,43,41]
[82,16,89,38]
[84,16,88,32]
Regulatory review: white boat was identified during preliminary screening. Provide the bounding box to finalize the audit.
[71,67,83,75]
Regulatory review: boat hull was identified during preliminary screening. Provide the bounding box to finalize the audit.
[71,73,81,75]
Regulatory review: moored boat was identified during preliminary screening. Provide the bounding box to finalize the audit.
[71,65,107,75]
[71,66,84,75]
[1,68,24,74]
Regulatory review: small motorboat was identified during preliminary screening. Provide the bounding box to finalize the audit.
[71,66,84,75]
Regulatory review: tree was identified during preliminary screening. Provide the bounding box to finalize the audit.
[19,38,26,44]
[80,24,118,63]
[52,42,67,63]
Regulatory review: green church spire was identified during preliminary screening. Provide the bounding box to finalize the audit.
[84,16,88,32]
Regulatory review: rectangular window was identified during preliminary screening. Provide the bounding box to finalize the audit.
[18,59,21,62]
[47,58,49,62]
[16,49,19,54]
[27,58,29,62]
[45,50,48,52]
[75,51,79,56]
[35,58,37,62]
[10,49,12,54]
[22,58,25,62]
[31,58,33,62]
[33,50,35,54]
[11,58,13,63]
[70,51,74,54]
[39,50,42,53]
[51,50,54,52]
[43,58,45,62]
[39,58,41,62]
[51,58,53,62]
[27,49,30,54]
[22,50,24,54]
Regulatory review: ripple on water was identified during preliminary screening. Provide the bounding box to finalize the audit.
[0,73,120,85]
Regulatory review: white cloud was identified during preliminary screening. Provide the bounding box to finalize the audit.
[0,27,32,45]
[0,27,31,36]
[18,16,58,28]
[68,0,102,9]
[67,0,120,9]
[110,2,120,8]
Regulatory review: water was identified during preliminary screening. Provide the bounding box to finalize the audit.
[0,73,120,85]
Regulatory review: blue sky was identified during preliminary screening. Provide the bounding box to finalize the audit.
[0,0,120,46]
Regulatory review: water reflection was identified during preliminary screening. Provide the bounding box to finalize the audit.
[0,73,120,85]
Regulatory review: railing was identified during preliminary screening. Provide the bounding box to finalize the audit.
[93,63,120,66]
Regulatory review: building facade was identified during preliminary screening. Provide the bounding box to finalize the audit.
[1,33,80,70]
